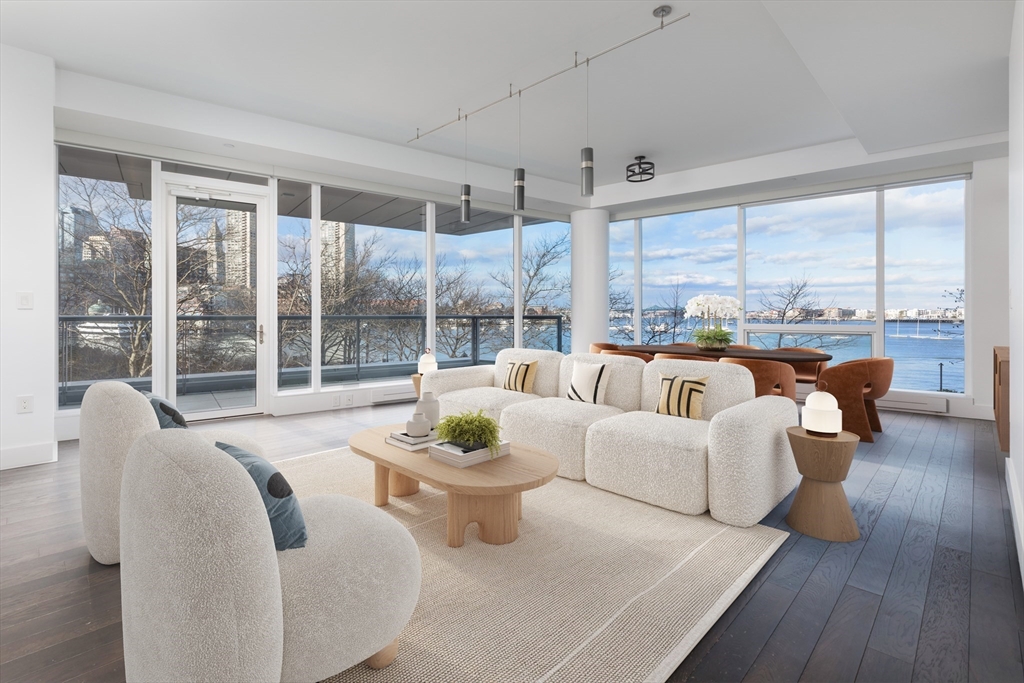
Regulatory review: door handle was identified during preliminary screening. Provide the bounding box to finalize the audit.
[259,324,264,345]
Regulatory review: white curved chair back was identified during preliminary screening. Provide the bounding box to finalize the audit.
[79,381,159,564]
[120,429,283,683]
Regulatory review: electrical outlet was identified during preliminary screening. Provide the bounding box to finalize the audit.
[332,395,341,408]
[16,292,33,310]
[344,394,354,406]
[16,396,33,414]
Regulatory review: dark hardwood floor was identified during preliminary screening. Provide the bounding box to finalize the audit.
[1,407,1021,682]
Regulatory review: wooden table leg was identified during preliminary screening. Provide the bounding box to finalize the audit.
[374,464,390,506]
[389,470,420,497]
[787,478,860,542]
[447,492,519,547]
[364,638,398,669]
[515,492,522,520]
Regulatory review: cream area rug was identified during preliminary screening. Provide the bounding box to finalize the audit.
[277,448,788,683]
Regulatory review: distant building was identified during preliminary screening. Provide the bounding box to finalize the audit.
[224,209,256,289]
[321,220,356,286]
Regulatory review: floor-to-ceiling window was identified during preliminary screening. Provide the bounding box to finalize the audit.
[521,220,571,351]
[609,220,635,345]
[884,180,966,392]
[743,191,876,365]
[57,146,153,408]
[277,180,312,390]
[639,206,738,344]
[434,205,514,365]
[319,186,425,385]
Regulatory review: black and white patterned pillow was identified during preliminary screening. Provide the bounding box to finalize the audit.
[567,362,608,405]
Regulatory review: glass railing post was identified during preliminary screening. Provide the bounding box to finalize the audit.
[355,317,361,382]
[557,316,563,352]
[471,316,480,365]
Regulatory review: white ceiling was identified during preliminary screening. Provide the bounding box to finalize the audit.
[0,1,1014,187]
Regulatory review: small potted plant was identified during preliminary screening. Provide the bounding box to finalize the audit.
[436,410,502,457]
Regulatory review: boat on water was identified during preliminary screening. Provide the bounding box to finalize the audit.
[889,316,908,338]
[908,320,930,339]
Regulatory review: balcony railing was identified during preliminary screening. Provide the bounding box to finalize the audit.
[58,313,565,407]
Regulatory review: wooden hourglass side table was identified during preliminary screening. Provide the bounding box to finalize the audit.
[785,426,861,542]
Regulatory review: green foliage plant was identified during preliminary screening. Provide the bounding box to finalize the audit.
[436,410,502,457]
[693,326,733,349]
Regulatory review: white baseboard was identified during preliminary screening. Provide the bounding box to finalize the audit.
[1006,456,1024,589]
[0,441,57,470]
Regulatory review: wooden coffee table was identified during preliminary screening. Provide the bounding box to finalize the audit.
[785,426,861,542]
[348,425,559,548]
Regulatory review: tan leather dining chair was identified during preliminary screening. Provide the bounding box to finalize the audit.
[601,349,655,363]
[589,342,619,354]
[719,358,796,400]
[773,347,829,384]
[816,358,894,442]
[653,353,715,362]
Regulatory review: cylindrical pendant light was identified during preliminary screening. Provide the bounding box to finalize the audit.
[581,147,594,197]
[460,183,471,223]
[461,112,471,223]
[581,58,594,197]
[513,167,525,211]
[512,90,525,211]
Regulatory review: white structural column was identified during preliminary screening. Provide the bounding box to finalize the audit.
[513,214,523,347]
[570,209,610,353]
[425,201,436,353]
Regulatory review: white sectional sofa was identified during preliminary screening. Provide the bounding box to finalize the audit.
[421,350,800,528]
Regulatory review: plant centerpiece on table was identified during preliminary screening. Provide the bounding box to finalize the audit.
[436,410,502,457]
[686,294,743,350]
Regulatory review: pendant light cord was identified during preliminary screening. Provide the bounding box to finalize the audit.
[518,90,522,167]
[586,58,590,147]
[464,112,468,183]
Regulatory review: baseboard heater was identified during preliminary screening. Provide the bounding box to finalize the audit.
[796,387,948,414]
[371,385,418,404]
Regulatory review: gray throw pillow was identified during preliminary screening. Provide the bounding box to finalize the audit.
[140,391,188,429]
[215,442,307,551]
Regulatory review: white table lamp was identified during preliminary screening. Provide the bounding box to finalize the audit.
[802,387,842,437]
[418,349,438,375]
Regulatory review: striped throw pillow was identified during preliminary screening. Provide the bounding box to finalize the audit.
[503,360,538,393]
[567,362,608,405]
[657,373,708,420]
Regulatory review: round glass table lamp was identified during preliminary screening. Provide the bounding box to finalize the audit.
[418,349,438,375]
[802,386,843,437]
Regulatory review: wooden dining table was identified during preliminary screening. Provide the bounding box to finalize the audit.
[619,345,833,362]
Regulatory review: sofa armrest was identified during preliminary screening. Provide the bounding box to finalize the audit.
[420,365,495,397]
[707,396,800,527]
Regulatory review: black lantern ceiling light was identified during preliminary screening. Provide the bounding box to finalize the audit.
[581,57,594,197]
[407,6,688,206]
[460,111,471,223]
[626,156,655,182]
[513,91,525,211]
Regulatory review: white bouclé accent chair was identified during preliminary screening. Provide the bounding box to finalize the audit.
[79,380,269,565]
[120,429,421,683]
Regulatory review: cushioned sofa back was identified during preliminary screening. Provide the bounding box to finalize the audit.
[493,348,564,397]
[120,429,284,683]
[79,380,160,565]
[558,353,644,412]
[641,360,755,419]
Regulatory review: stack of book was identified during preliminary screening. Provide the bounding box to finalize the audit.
[428,441,511,468]
[385,430,439,451]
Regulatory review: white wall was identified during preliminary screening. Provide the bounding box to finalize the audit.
[968,157,1010,411]
[0,45,57,469]
[1006,0,1024,584]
